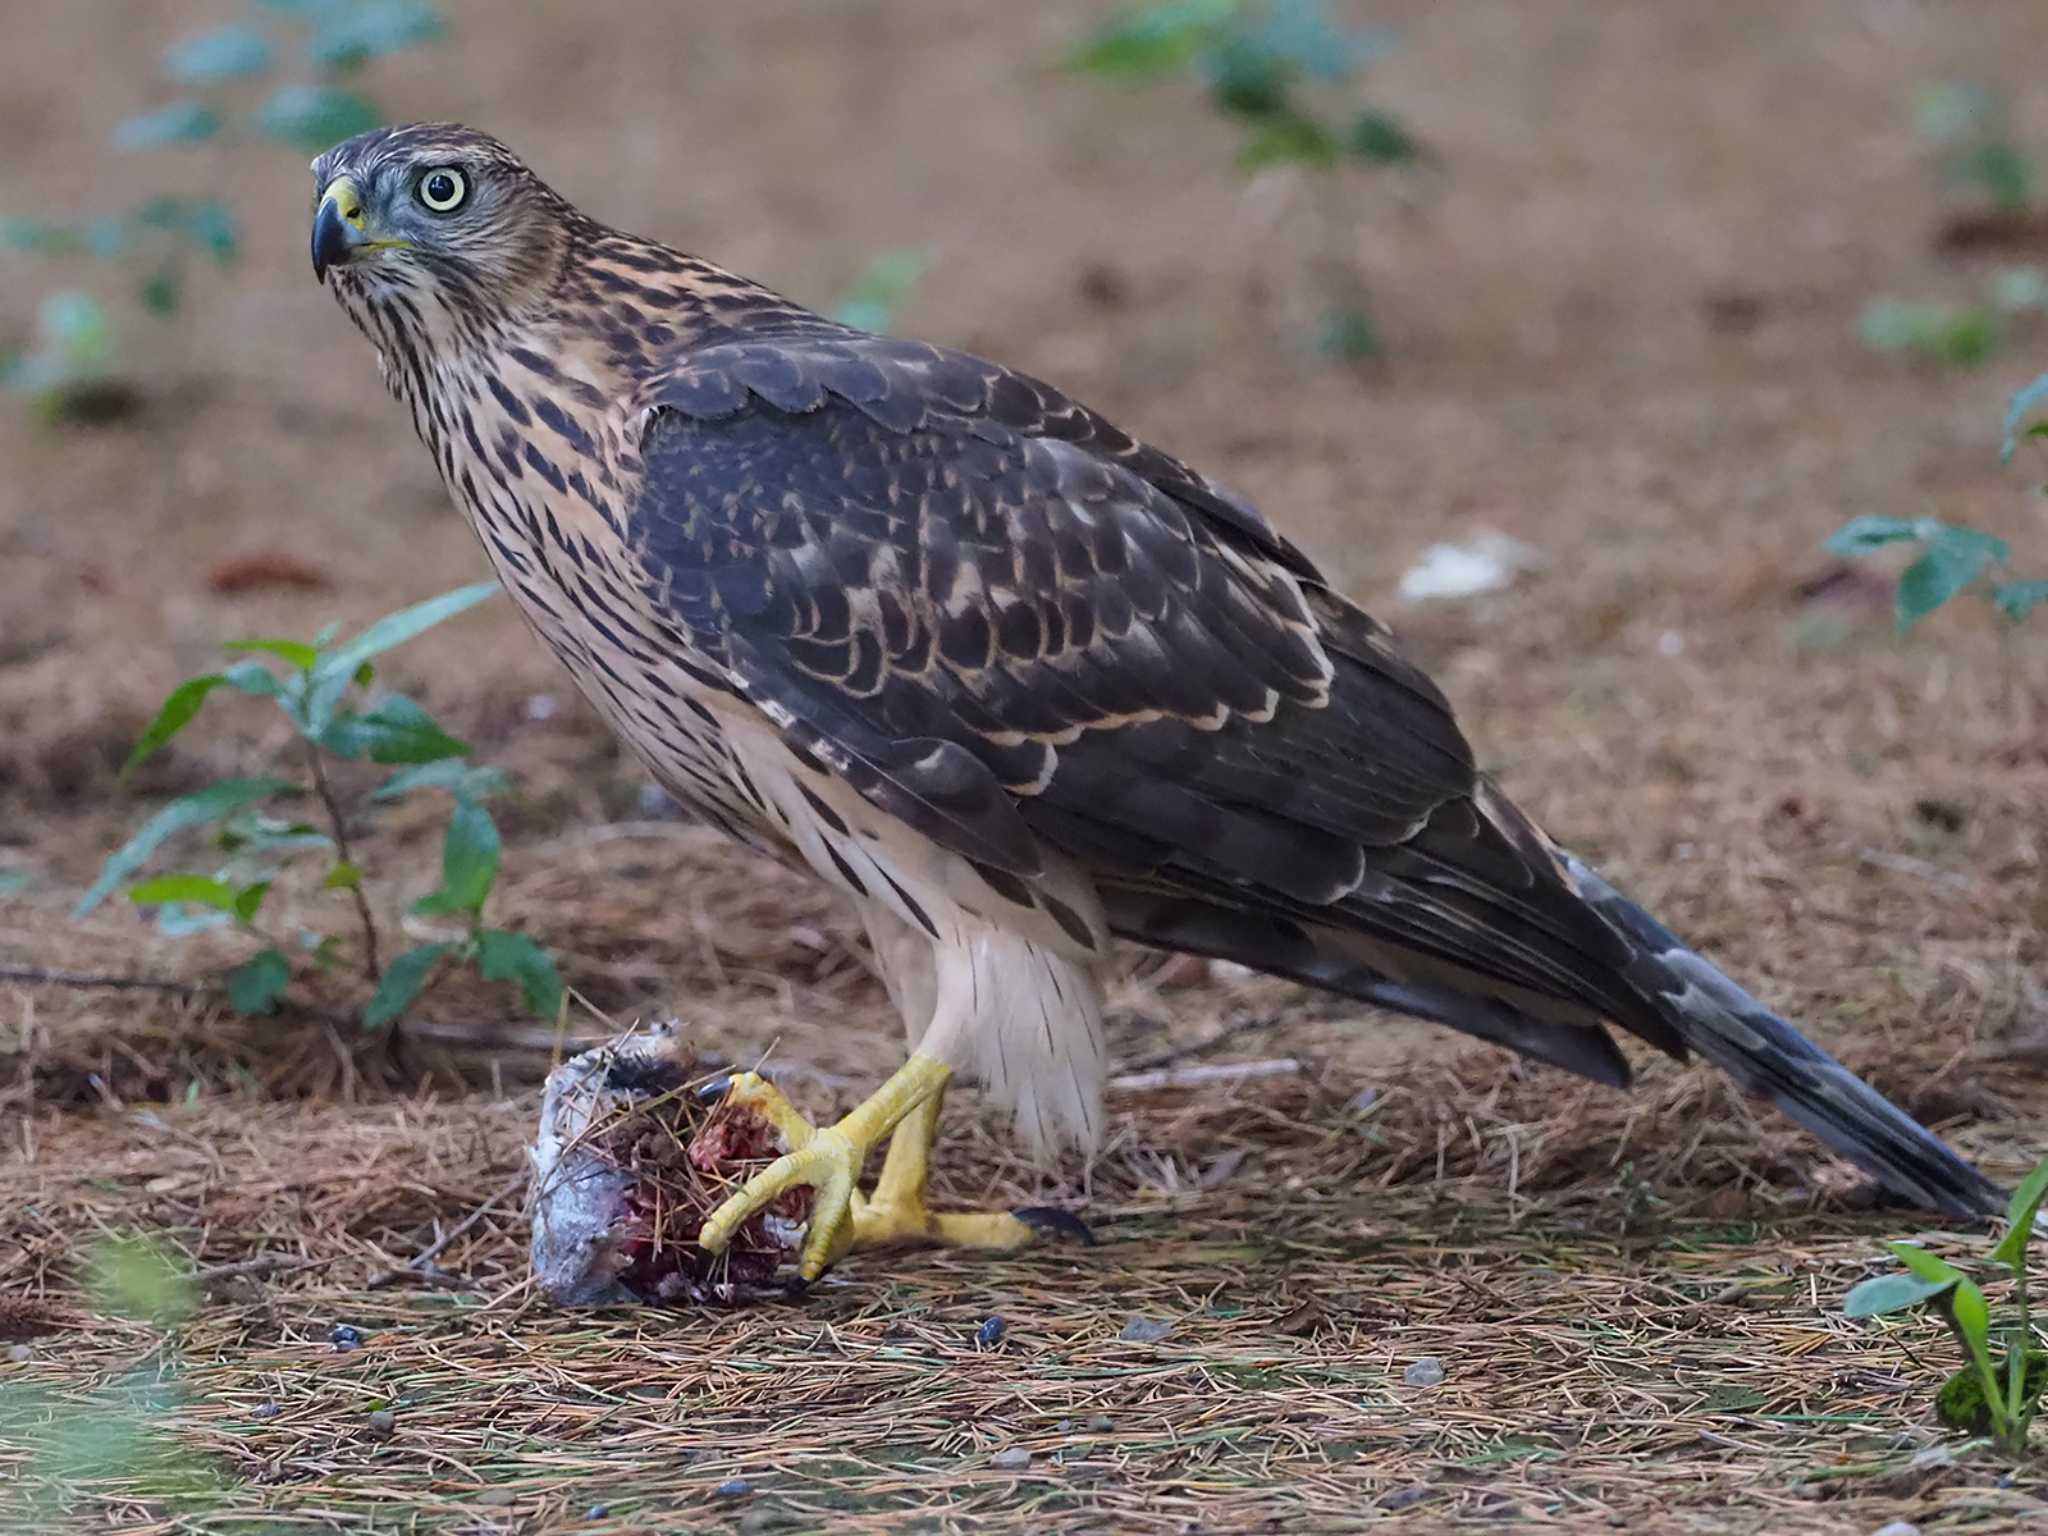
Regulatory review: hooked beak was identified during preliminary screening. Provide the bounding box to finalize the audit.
[312,175,399,281]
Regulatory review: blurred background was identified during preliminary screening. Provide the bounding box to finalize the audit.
[2,1,2044,1095]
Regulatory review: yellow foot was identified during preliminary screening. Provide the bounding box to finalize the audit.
[849,1194,1092,1253]
[696,1060,1093,1281]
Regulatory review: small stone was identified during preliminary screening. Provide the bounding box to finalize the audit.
[1403,1357,1445,1388]
[1871,1523,1920,1536]
[1085,1414,1114,1432]
[1380,1485,1434,1511]
[1119,1316,1173,1344]
[990,1447,1032,1470]
[366,1408,395,1437]
[714,1479,753,1499]
[330,1323,363,1353]
[584,1506,608,1521]
[975,1316,1007,1348]
[5,1344,29,1364]
[251,1400,280,1420]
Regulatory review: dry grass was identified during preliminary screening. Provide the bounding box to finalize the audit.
[5,1047,2048,1534]
[6,0,2048,1529]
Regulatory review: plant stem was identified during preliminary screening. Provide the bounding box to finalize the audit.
[304,740,381,982]
[2010,1261,2034,1437]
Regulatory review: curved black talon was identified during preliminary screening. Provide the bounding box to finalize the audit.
[1011,1206,1097,1247]
[781,1272,815,1300]
[693,1073,736,1104]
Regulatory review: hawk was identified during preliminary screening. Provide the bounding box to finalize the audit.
[310,125,1998,1281]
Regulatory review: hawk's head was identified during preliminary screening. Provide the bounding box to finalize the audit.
[310,123,574,341]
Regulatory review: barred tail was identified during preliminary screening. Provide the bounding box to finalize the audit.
[1561,854,2002,1219]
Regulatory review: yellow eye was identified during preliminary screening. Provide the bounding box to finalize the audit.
[418,168,467,212]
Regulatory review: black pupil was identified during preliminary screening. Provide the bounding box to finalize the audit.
[427,173,457,205]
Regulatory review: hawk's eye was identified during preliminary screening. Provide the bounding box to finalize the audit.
[418,168,467,213]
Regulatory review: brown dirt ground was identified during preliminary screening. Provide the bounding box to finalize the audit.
[5,2,2048,1531]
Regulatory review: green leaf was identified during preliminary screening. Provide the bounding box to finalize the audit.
[309,582,500,694]
[1990,1155,2048,1268]
[1315,304,1379,362]
[412,800,500,916]
[1859,297,1933,354]
[88,1235,195,1326]
[215,815,329,858]
[1348,108,1420,164]
[128,874,236,911]
[2003,371,2048,462]
[232,881,272,924]
[1931,307,1999,367]
[41,291,112,371]
[1202,35,1293,118]
[223,637,321,670]
[225,947,291,1015]
[1067,0,1237,78]
[122,674,229,777]
[75,778,298,916]
[1989,265,2048,315]
[184,201,239,265]
[113,101,222,150]
[1,217,82,255]
[322,861,361,891]
[1888,1242,1970,1289]
[1844,1270,1957,1318]
[1992,580,2048,621]
[1253,0,1379,82]
[258,85,381,151]
[371,759,511,803]
[220,660,285,698]
[140,267,182,316]
[476,929,564,1021]
[1967,143,2037,216]
[1824,516,1922,556]
[318,695,469,765]
[831,249,931,335]
[1949,1277,1994,1362]
[1896,525,2010,629]
[306,0,445,71]
[165,25,274,83]
[1237,110,1339,171]
[363,942,452,1029]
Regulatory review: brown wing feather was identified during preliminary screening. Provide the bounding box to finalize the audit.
[625,328,1656,1030]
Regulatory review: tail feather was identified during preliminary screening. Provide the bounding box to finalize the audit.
[1560,853,2003,1219]
[1100,860,2003,1220]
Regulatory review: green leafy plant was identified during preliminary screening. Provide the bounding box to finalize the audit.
[75,582,562,1033]
[1,1,446,418]
[1823,373,2048,629]
[1917,82,2039,219]
[831,248,933,335]
[1066,0,1426,360]
[1859,268,2048,369]
[0,1235,225,1519]
[1844,1156,2048,1454]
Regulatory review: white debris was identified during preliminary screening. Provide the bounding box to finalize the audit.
[1396,531,1544,602]
[1404,1356,1446,1387]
